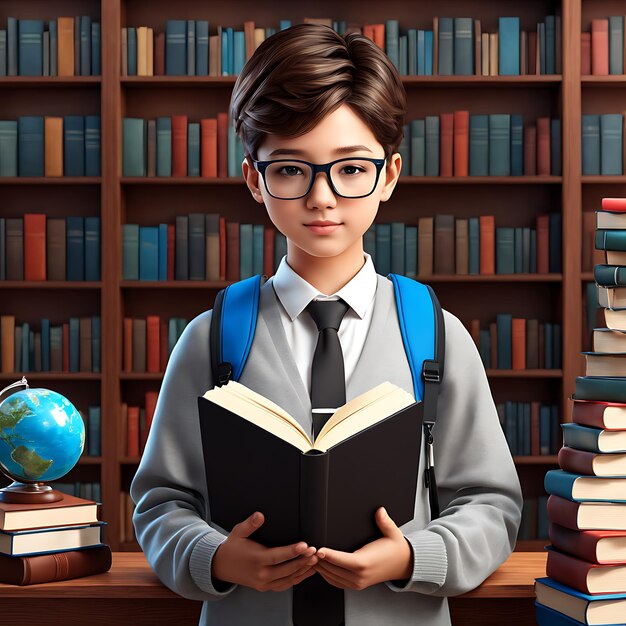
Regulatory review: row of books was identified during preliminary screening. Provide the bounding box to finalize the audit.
[119,491,136,543]
[581,114,626,176]
[496,401,560,457]
[535,196,626,626]
[583,17,626,76]
[467,316,562,371]
[0,483,110,585]
[519,496,549,541]
[78,406,101,457]
[0,315,101,374]
[0,16,100,77]
[0,116,101,177]
[122,395,157,457]
[1,215,100,281]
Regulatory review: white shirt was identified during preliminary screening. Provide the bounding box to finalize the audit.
[271,251,378,398]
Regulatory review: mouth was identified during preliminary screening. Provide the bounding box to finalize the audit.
[304,223,343,234]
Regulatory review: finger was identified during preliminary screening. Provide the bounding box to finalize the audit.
[315,547,356,570]
[268,553,319,582]
[314,565,353,590]
[271,566,317,592]
[230,511,264,539]
[264,542,316,567]
[314,557,357,580]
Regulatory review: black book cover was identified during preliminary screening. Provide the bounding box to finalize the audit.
[198,394,423,551]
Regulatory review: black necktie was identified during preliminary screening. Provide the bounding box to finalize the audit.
[292,298,349,626]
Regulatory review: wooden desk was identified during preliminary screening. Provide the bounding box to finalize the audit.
[0,551,546,625]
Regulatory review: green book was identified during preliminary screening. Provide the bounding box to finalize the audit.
[595,264,626,286]
[575,376,626,403]
[596,229,626,252]
[122,118,146,177]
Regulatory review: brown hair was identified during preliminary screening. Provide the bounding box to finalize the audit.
[230,23,407,162]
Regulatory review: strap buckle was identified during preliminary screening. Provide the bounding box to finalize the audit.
[422,360,441,384]
[216,362,233,386]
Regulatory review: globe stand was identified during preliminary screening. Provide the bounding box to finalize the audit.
[0,481,64,503]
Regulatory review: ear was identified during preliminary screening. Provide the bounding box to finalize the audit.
[242,155,264,204]
[379,152,402,203]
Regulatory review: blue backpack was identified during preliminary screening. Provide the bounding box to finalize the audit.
[209,273,445,520]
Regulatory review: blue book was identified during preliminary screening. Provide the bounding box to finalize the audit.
[600,114,623,175]
[187,122,200,177]
[399,123,410,177]
[363,225,376,266]
[221,26,234,76]
[545,16,556,75]
[535,602,584,626]
[7,17,17,76]
[80,16,91,76]
[562,421,626,453]
[408,29,416,75]
[91,22,100,75]
[468,217,479,274]
[410,119,425,176]
[18,19,44,76]
[551,119,562,176]
[88,406,101,455]
[0,120,18,176]
[581,114,600,175]
[469,115,489,176]
[416,30,425,75]
[405,226,417,278]
[253,224,264,276]
[49,20,57,76]
[187,20,195,76]
[424,31,433,75]
[609,16,624,75]
[69,317,79,372]
[376,223,391,276]
[497,313,512,369]
[511,115,523,176]
[122,224,139,280]
[84,216,100,280]
[425,116,440,176]
[91,316,100,373]
[239,224,253,280]
[41,318,50,371]
[165,20,186,75]
[489,114,511,176]
[196,20,209,76]
[545,469,626,502]
[539,22,546,75]
[233,30,245,74]
[85,115,101,176]
[496,228,515,274]
[64,115,85,176]
[399,34,407,75]
[139,226,159,281]
[158,223,168,280]
[438,17,453,75]
[156,117,172,177]
[21,323,30,371]
[188,214,205,280]
[391,222,405,275]
[385,20,399,71]
[1,29,9,76]
[536,576,626,614]
[453,18,473,75]
[127,27,137,76]
[18,116,44,176]
[499,17,520,75]
[279,20,292,31]
[66,216,85,281]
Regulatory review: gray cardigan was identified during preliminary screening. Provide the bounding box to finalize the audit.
[130,274,523,625]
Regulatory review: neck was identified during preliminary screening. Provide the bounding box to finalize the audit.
[286,240,366,295]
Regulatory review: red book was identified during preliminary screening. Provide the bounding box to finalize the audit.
[217,112,228,178]
[524,126,536,175]
[536,214,549,273]
[602,198,626,212]
[145,390,158,436]
[558,445,626,476]
[547,494,626,531]
[581,32,591,75]
[200,118,217,177]
[479,215,495,274]
[439,113,454,177]
[154,32,165,76]
[549,523,626,564]
[547,547,626,594]
[591,19,609,76]
[23,214,46,281]
[146,315,160,373]
[167,224,175,281]
[171,115,188,177]
[263,226,275,278]
[453,110,469,177]
[536,117,551,176]
[528,32,537,75]
[511,318,526,369]
[572,398,626,429]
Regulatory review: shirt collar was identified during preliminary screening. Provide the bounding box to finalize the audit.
[272,251,377,322]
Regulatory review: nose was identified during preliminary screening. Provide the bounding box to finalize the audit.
[305,170,337,209]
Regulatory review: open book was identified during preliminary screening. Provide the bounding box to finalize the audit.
[198,380,424,552]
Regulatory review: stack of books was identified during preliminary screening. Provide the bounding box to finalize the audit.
[534,197,626,624]
[0,491,111,585]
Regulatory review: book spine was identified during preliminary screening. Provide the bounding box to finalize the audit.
[299,451,329,547]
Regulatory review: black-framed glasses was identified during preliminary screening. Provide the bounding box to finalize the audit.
[252,157,386,200]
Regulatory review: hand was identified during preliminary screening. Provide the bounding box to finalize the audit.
[211,511,320,592]
[312,507,413,591]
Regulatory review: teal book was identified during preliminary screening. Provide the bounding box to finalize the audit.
[562,422,626,453]
[398,123,410,177]
[609,15,624,74]
[84,216,100,280]
[479,330,490,368]
[545,16,556,75]
[496,228,515,274]
[498,17,520,75]
[545,322,553,368]
[410,119,425,176]
[122,118,146,177]
[468,217,479,274]
[122,224,139,280]
[576,375,626,403]
[239,224,253,280]
[417,30,426,75]
[233,30,245,75]
[227,125,237,177]
[18,116,44,176]
[540,405,551,454]
[50,20,57,76]
[67,216,84,281]
[497,313,513,369]
[399,34,407,75]
[408,29,416,75]
[488,114,511,176]
[453,18,473,75]
[594,264,626,286]
[279,20,292,31]
[187,122,200,177]
[551,119,561,176]
[581,114,600,175]
[85,115,101,176]
[405,226,417,278]
[7,17,17,76]
[385,19,399,71]
[391,222,405,275]
[514,227,523,273]
[253,224,264,276]
[80,16,91,76]
[274,232,287,273]
[188,213,206,280]
[175,215,188,280]
[544,468,626,503]
[156,117,172,176]
[88,406,101,455]
[469,114,488,176]
[0,120,18,176]
[18,19,44,76]
[438,17,453,75]
[375,223,391,277]
[196,20,209,76]
[0,30,6,76]
[158,223,168,280]
[510,115,523,176]
[530,230,537,273]
[139,226,159,281]
[425,31,433,75]
[522,227,531,273]
[91,22,100,75]
[425,116,439,176]
[91,316,101,373]
[549,212,562,272]
[363,225,376,266]
[64,115,85,176]
[187,20,195,76]
[596,229,626,251]
[600,114,623,175]
[539,21,546,74]
[165,20,186,75]
[127,27,137,75]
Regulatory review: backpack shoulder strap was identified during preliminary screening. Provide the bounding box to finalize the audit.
[210,274,264,386]
[388,273,445,519]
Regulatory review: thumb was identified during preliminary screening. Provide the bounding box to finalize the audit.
[376,507,399,537]
[231,511,264,538]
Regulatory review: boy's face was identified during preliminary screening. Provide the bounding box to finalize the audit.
[241,103,402,265]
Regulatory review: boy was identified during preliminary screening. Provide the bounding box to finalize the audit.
[131,23,523,625]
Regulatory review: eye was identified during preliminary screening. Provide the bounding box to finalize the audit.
[278,166,303,176]
[340,165,366,175]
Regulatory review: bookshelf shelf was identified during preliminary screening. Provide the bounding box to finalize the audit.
[512,455,558,465]
[0,76,101,87]
[581,272,594,281]
[581,75,626,86]
[79,456,103,465]
[0,281,102,289]
[0,373,102,381]
[486,370,563,378]
[582,176,626,184]
[0,177,102,185]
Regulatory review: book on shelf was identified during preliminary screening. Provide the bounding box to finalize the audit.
[198,379,423,550]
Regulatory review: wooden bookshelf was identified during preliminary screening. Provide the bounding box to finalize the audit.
[0,0,605,551]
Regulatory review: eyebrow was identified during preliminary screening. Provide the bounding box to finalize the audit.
[267,145,374,157]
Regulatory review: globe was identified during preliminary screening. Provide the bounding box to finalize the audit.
[0,384,85,487]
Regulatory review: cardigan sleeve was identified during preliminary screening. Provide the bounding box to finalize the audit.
[130,309,239,600]
[385,310,524,596]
